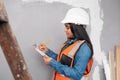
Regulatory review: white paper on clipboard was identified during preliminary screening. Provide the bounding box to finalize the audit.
[35,47,46,56]
[33,44,46,56]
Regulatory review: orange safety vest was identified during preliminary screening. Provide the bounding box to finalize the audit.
[53,40,93,80]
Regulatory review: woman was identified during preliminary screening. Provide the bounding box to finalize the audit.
[39,8,93,80]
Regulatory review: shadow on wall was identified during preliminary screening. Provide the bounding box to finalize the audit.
[101,0,120,52]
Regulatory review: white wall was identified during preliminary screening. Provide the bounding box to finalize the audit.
[0,0,120,80]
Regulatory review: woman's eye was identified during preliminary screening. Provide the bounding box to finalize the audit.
[65,26,70,29]
[67,27,70,29]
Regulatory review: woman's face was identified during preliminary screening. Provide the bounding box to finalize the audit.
[64,23,74,38]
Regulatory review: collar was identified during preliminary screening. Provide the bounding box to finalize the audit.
[66,38,78,44]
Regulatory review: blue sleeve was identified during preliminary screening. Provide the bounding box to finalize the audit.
[46,49,58,60]
[49,43,91,80]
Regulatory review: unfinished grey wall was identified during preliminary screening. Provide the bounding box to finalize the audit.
[0,0,120,80]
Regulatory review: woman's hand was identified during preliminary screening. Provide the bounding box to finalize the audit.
[39,44,48,53]
[43,55,52,64]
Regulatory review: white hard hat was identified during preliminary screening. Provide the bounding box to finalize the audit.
[61,8,89,25]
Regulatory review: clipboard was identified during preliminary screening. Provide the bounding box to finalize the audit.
[33,44,46,56]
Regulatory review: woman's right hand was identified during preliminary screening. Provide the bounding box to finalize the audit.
[39,44,48,53]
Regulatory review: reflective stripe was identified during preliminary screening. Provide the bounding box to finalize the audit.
[60,74,65,77]
[68,40,85,58]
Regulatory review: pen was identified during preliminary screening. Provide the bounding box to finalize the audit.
[41,40,51,46]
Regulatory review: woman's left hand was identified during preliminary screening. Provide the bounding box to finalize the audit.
[43,55,52,65]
